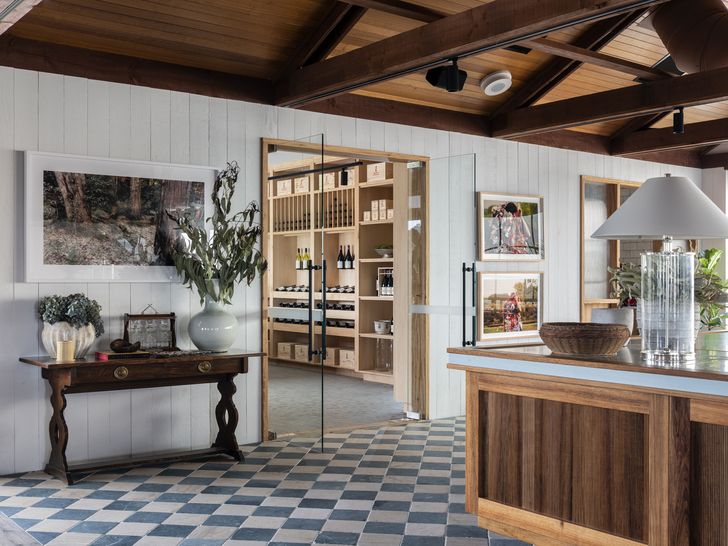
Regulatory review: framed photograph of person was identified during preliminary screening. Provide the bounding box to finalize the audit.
[478,192,544,261]
[477,272,541,341]
[24,151,216,282]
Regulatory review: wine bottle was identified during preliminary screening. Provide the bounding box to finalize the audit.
[384,272,392,296]
[337,246,344,269]
[345,245,353,269]
[295,248,302,270]
[303,248,310,270]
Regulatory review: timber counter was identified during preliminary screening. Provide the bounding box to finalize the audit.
[448,336,728,546]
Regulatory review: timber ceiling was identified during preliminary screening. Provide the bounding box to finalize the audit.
[2,0,728,168]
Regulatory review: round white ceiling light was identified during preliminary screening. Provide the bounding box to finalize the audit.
[479,70,513,96]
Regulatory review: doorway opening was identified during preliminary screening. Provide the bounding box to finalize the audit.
[261,138,429,440]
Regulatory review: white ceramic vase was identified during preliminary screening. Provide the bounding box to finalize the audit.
[188,296,237,352]
[41,321,95,359]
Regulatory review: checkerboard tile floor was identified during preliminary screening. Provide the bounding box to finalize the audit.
[0,418,530,546]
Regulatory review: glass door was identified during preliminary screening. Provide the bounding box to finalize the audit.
[413,154,475,417]
[265,135,326,449]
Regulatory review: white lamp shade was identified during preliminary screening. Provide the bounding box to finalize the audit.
[592,175,728,240]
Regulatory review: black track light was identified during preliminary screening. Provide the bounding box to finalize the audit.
[425,58,467,93]
[673,106,684,135]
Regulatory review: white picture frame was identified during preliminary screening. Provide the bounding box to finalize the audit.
[25,151,216,282]
[477,272,542,341]
[478,192,544,261]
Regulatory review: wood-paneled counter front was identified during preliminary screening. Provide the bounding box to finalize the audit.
[448,336,728,546]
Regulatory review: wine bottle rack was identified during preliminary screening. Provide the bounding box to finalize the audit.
[315,187,355,230]
[272,194,310,233]
[265,151,409,390]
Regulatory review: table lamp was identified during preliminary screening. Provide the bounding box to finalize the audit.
[592,174,728,362]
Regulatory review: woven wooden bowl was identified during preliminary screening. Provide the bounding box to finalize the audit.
[539,322,630,356]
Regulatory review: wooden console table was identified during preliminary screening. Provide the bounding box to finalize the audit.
[20,350,262,484]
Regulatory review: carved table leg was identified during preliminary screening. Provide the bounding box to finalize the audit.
[212,374,244,461]
[45,371,72,484]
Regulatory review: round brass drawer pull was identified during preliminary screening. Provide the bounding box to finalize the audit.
[114,366,129,380]
[198,361,212,373]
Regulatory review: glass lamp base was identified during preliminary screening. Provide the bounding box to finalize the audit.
[640,249,695,362]
[641,348,695,363]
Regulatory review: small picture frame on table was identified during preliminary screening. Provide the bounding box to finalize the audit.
[124,313,178,351]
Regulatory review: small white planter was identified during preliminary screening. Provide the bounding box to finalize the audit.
[41,321,95,359]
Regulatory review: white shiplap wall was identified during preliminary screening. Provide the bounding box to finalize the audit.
[0,67,705,474]
[426,136,704,420]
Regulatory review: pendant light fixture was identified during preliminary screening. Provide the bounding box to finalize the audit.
[673,106,685,134]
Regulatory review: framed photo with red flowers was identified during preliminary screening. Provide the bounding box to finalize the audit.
[477,272,542,342]
[478,192,544,261]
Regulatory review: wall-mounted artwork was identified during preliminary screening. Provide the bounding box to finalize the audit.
[478,192,544,260]
[25,152,216,282]
[477,272,541,341]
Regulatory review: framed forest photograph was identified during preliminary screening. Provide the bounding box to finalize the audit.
[477,272,541,341]
[478,192,544,261]
[25,152,216,282]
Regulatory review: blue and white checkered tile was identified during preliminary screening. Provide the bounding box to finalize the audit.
[0,418,530,545]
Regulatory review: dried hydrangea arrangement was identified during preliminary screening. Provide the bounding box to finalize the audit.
[38,293,104,337]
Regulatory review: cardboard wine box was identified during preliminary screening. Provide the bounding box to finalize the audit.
[371,209,379,221]
[378,199,393,212]
[294,344,309,361]
[363,211,371,222]
[277,342,293,360]
[294,176,310,194]
[366,162,393,181]
[342,166,358,186]
[339,349,356,369]
[276,179,292,196]
[322,172,337,191]
[387,209,394,220]
[324,348,338,366]
[371,200,380,212]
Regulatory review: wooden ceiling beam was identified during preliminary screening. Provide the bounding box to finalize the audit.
[702,152,728,169]
[277,2,366,78]
[612,117,728,156]
[522,37,670,81]
[275,0,665,107]
[608,111,670,140]
[489,10,646,119]
[0,35,273,103]
[491,65,728,138]
[303,93,700,167]
[301,93,489,136]
[0,0,41,35]
[338,0,445,23]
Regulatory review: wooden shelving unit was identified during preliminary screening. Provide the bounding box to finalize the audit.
[263,152,403,385]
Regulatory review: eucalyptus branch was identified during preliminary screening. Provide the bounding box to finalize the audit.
[167,161,267,305]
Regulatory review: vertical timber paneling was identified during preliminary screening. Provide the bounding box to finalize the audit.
[0,66,706,473]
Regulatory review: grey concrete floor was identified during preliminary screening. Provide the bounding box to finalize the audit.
[268,361,405,436]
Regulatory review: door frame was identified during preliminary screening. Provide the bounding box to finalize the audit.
[260,137,430,441]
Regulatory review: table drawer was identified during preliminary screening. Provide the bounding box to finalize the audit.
[73,358,243,385]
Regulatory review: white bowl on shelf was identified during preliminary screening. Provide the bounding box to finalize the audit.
[374,320,392,335]
[374,248,393,258]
